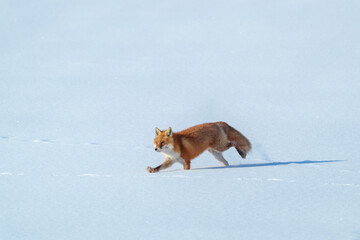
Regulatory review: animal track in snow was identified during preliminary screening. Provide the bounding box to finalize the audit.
[0,135,120,148]
[33,139,52,143]
[77,174,113,177]
[267,178,284,182]
[0,172,25,176]
[236,177,296,183]
[1,172,113,178]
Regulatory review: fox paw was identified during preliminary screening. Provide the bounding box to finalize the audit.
[147,166,155,173]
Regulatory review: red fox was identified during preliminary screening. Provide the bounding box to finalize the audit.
[147,122,251,173]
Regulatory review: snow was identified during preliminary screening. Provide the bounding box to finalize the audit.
[1,0,360,239]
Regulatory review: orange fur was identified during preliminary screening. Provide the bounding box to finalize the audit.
[147,122,251,173]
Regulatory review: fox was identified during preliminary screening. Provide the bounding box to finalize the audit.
[147,122,251,173]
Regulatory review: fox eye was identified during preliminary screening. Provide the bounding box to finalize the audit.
[160,141,165,146]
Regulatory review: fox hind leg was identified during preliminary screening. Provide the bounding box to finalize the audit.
[208,149,229,166]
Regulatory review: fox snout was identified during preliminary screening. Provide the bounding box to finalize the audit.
[154,145,169,152]
[155,146,163,152]
[155,146,165,152]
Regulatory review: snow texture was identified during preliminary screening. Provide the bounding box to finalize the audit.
[1,0,360,239]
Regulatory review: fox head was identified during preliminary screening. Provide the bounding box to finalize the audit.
[154,127,174,153]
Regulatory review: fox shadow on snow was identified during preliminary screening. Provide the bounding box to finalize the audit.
[193,160,343,171]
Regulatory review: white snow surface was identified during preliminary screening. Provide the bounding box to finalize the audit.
[1,0,360,239]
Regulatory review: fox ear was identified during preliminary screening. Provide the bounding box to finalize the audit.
[166,127,173,136]
[155,127,161,136]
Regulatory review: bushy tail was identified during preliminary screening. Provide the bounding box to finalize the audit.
[226,124,252,159]
[235,137,251,159]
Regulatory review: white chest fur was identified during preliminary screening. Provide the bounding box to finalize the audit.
[160,144,185,164]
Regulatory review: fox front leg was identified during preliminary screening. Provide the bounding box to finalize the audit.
[147,159,175,173]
